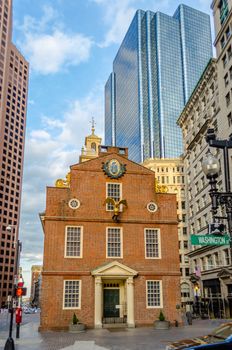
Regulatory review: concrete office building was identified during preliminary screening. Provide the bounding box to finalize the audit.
[105,5,212,163]
[0,0,29,306]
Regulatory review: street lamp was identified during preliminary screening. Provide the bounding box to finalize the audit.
[202,129,232,255]
[4,225,22,350]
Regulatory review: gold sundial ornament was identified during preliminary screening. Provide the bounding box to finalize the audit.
[55,172,71,188]
[104,197,128,222]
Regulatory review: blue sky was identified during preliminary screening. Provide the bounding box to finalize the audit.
[12,0,213,292]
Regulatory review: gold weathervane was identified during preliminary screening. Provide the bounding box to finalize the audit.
[154,178,168,193]
[55,172,71,188]
[104,197,128,222]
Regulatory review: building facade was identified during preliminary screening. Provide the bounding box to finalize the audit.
[177,58,232,317]
[211,0,232,168]
[142,158,192,308]
[30,265,42,307]
[40,146,180,330]
[0,0,29,307]
[105,5,212,163]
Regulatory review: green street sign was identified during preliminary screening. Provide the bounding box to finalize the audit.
[191,234,231,246]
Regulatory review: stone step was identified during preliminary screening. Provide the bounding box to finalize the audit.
[102,323,127,328]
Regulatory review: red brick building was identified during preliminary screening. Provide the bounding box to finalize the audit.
[40,146,181,330]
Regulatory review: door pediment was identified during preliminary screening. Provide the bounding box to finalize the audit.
[91,261,138,277]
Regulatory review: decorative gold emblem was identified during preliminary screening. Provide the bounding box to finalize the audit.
[104,197,128,222]
[55,172,71,188]
[154,178,168,193]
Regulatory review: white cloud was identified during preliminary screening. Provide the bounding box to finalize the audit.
[17,5,93,74]
[20,86,104,277]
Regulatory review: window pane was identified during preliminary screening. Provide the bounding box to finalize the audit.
[107,183,121,210]
[147,280,161,307]
[66,227,81,257]
[145,229,159,258]
[64,280,80,308]
[107,228,121,257]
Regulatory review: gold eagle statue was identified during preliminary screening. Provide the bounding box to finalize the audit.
[104,197,128,222]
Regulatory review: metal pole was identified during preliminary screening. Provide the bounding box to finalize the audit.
[223,146,231,192]
[4,235,21,349]
[16,324,20,339]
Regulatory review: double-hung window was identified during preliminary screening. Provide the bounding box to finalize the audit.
[63,280,81,309]
[146,280,163,308]
[144,229,161,258]
[106,183,121,210]
[65,226,83,258]
[106,227,122,258]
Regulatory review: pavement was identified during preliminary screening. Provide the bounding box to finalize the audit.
[0,312,228,350]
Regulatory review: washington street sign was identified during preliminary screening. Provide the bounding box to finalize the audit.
[191,234,231,246]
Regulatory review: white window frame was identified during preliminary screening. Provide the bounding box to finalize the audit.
[105,182,122,211]
[63,280,81,310]
[106,227,123,258]
[64,226,83,258]
[144,228,161,259]
[146,280,163,308]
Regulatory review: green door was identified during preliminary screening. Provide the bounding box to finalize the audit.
[103,289,120,317]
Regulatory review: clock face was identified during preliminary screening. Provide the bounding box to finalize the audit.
[102,159,126,179]
[108,159,120,176]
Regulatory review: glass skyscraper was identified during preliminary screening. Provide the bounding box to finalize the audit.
[105,4,212,163]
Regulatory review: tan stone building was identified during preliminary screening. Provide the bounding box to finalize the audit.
[177,53,232,317]
[0,0,29,307]
[40,146,181,330]
[30,265,42,307]
[211,0,232,178]
[142,158,192,308]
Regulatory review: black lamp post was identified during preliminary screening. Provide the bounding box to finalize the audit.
[202,129,232,258]
[4,226,22,350]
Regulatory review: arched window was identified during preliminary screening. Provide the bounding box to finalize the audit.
[181,283,190,298]
[91,142,96,151]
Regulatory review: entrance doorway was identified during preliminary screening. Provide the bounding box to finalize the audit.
[103,289,119,317]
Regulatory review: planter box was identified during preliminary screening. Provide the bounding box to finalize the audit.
[154,320,170,330]
[69,323,85,333]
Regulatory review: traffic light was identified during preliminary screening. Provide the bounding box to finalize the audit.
[208,223,225,235]
[16,287,27,297]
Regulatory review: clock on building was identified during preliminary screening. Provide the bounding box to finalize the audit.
[102,159,126,179]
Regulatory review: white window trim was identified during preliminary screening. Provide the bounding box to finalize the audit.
[144,228,161,259]
[146,280,163,309]
[63,279,81,310]
[105,182,122,211]
[64,226,83,258]
[106,226,123,258]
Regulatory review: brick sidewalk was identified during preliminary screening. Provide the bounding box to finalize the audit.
[0,313,227,350]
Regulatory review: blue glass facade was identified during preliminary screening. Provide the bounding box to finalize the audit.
[105,5,212,163]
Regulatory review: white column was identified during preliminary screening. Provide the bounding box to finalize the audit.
[127,276,135,327]
[94,276,102,328]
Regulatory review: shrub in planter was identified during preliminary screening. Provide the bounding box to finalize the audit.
[69,313,85,333]
[154,311,170,330]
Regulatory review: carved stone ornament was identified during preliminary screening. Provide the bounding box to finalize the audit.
[68,198,80,209]
[102,159,126,179]
[55,172,70,188]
